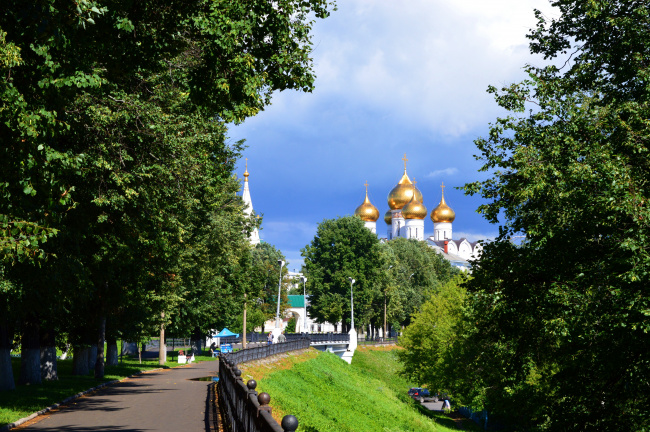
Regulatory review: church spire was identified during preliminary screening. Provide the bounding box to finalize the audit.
[242,159,260,245]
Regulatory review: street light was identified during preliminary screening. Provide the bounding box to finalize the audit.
[384,266,393,340]
[348,277,356,331]
[275,259,285,328]
[301,276,308,333]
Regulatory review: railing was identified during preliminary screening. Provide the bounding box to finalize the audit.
[458,406,488,430]
[217,340,310,432]
[287,332,349,343]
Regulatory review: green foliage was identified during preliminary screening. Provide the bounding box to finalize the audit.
[397,276,467,393]
[0,0,335,383]
[302,216,384,329]
[458,1,650,430]
[257,350,455,432]
[285,316,297,333]
[382,239,459,328]
[247,242,291,323]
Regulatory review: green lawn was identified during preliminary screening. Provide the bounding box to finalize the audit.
[250,347,463,432]
[0,350,215,427]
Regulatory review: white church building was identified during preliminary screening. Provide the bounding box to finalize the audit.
[354,155,482,270]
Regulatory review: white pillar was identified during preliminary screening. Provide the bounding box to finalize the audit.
[434,222,452,241]
[405,219,425,241]
[363,220,377,234]
[391,210,404,238]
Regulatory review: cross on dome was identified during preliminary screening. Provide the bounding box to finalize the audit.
[402,153,408,171]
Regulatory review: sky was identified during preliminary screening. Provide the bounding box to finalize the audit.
[230,0,559,271]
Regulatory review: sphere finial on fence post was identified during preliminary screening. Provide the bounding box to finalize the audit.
[247,379,257,396]
[281,415,299,432]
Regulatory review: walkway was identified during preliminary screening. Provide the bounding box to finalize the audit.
[19,361,218,432]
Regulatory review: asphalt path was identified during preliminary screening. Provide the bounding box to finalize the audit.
[20,360,219,432]
[422,400,444,412]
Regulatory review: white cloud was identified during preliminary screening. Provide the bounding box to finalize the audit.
[427,167,458,178]
[261,0,560,137]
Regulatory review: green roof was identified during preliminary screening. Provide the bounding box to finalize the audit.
[288,295,306,308]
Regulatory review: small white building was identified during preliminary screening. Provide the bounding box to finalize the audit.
[262,295,341,333]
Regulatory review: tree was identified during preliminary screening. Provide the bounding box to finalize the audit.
[383,238,458,329]
[1,0,334,387]
[459,1,650,429]
[302,216,384,331]
[247,242,291,326]
[397,275,467,391]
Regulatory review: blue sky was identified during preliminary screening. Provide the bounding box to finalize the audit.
[230,0,557,271]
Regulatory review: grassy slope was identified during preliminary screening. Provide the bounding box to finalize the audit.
[0,352,215,427]
[247,346,457,432]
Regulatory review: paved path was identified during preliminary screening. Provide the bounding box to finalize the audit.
[21,361,219,432]
[422,400,444,412]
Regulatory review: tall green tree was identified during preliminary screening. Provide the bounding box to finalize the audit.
[302,216,384,331]
[248,242,291,325]
[459,1,650,429]
[383,238,458,329]
[397,275,467,390]
[0,0,334,387]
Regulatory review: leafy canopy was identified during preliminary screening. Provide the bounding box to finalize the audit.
[459,1,650,430]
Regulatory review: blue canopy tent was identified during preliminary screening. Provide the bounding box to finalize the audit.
[212,328,239,352]
[213,328,239,338]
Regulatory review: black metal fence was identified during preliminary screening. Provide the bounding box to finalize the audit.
[217,339,310,432]
[216,332,351,346]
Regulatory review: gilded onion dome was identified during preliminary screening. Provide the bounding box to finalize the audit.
[355,183,380,222]
[402,183,427,219]
[384,209,392,225]
[388,155,423,210]
[430,182,456,223]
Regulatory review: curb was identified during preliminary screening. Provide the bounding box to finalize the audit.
[0,368,165,432]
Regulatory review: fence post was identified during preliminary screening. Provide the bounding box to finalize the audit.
[281,415,299,432]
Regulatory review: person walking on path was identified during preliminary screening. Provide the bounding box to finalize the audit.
[267,332,273,345]
[278,331,286,343]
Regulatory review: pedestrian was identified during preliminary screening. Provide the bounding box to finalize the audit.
[278,331,286,343]
[267,332,273,345]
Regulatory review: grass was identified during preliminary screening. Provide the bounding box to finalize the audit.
[0,349,215,427]
[238,346,460,432]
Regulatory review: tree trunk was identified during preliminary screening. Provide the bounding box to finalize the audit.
[94,316,106,379]
[190,328,202,356]
[242,294,247,349]
[382,293,387,339]
[40,328,58,381]
[19,320,41,385]
[106,338,118,366]
[72,345,89,375]
[159,312,166,366]
[0,320,16,391]
[87,345,97,374]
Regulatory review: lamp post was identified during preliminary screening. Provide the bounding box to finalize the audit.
[384,266,393,340]
[275,259,285,329]
[348,277,356,331]
[301,276,308,333]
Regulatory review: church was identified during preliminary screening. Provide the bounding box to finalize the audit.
[354,155,482,270]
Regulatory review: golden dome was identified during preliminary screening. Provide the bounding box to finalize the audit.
[243,158,249,181]
[384,209,392,225]
[431,182,455,223]
[388,172,423,209]
[355,184,380,222]
[402,184,427,219]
